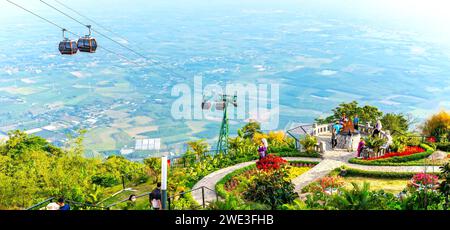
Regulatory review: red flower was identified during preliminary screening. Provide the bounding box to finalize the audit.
[411,173,439,187]
[365,146,425,161]
[427,136,437,143]
[256,154,287,171]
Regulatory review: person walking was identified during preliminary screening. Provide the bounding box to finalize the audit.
[149,183,162,210]
[258,138,268,160]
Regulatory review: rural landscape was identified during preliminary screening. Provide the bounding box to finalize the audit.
[0,0,449,212]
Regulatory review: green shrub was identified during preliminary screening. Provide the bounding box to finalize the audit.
[300,135,318,153]
[91,174,119,187]
[364,136,386,154]
[244,169,298,210]
[436,142,450,152]
[407,136,421,147]
[341,168,440,179]
[419,143,435,152]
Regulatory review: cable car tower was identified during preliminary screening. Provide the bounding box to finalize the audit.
[202,94,238,155]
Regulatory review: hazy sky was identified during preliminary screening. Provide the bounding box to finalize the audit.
[1,0,450,46]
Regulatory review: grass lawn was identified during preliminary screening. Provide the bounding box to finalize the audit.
[342,177,409,194]
[100,180,158,210]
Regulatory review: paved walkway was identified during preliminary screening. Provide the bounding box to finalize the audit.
[191,141,443,205]
[293,159,344,193]
[191,157,322,206]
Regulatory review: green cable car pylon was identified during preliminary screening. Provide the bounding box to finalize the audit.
[202,94,238,155]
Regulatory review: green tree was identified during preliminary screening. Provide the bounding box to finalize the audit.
[315,101,383,125]
[381,113,410,134]
[187,139,209,160]
[239,121,262,139]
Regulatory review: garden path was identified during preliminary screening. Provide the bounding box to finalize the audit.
[191,149,442,205]
[292,159,344,193]
[191,157,322,206]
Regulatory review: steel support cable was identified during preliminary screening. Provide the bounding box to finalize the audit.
[53,0,130,43]
[40,0,150,60]
[40,0,190,78]
[6,0,142,65]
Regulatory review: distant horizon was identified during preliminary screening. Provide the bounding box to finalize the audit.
[1,0,449,157]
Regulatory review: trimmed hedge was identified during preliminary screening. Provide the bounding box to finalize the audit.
[339,167,441,179]
[275,151,321,158]
[288,161,320,167]
[436,142,450,152]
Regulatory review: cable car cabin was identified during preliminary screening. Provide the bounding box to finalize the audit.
[59,39,78,55]
[202,101,211,110]
[77,37,97,53]
[215,102,225,111]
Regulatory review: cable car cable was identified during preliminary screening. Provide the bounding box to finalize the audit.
[39,0,188,77]
[40,0,150,61]
[6,0,141,65]
[53,0,130,44]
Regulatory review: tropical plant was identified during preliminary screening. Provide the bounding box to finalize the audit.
[364,136,386,154]
[380,113,410,134]
[331,182,372,210]
[300,135,318,153]
[187,139,209,160]
[279,199,308,210]
[244,169,298,210]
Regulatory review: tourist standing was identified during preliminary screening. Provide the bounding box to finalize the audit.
[258,138,268,160]
[331,126,337,149]
[333,121,342,135]
[57,198,70,211]
[353,114,359,131]
[357,138,366,158]
[45,202,60,210]
[150,183,162,210]
[340,113,348,125]
[372,120,382,137]
[346,130,353,152]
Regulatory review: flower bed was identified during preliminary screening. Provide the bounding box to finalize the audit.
[216,161,318,199]
[365,146,425,161]
[256,154,287,171]
[348,144,435,166]
[408,173,440,190]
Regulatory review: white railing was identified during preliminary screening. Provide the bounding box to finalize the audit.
[311,122,375,136]
[311,123,332,136]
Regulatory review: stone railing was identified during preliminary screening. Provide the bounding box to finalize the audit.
[311,123,332,136]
